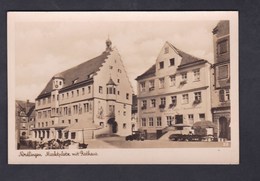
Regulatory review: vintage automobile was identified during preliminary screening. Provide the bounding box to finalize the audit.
[169,134,217,142]
[125,131,145,141]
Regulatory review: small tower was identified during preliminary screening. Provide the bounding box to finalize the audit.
[106,38,112,52]
[52,73,64,90]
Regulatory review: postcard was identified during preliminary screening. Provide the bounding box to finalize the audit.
[8,12,239,164]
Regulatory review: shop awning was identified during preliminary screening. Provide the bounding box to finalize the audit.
[63,121,102,132]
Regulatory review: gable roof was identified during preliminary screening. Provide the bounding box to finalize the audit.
[167,42,207,68]
[15,100,35,117]
[135,64,156,81]
[37,51,110,99]
[136,41,207,80]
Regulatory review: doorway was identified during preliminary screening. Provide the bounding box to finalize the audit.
[219,117,229,140]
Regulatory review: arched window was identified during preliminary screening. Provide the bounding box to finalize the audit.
[219,89,225,102]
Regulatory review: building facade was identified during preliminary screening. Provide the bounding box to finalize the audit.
[33,39,133,143]
[15,100,35,148]
[211,21,231,140]
[136,41,212,139]
[131,94,138,132]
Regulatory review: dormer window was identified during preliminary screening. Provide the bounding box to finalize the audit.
[87,73,94,79]
[72,79,78,84]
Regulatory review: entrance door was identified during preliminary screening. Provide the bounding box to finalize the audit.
[219,117,229,139]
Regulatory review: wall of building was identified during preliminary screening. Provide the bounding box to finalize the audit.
[137,42,212,136]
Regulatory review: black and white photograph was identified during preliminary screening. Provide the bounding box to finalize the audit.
[8,12,239,164]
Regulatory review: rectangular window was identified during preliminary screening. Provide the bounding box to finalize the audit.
[188,114,194,124]
[141,100,147,110]
[182,72,187,80]
[88,86,91,93]
[226,89,230,101]
[157,117,162,127]
[159,78,165,88]
[45,122,48,127]
[99,86,103,94]
[169,58,175,66]
[149,117,154,127]
[159,61,164,69]
[75,119,78,123]
[171,96,177,104]
[71,91,74,97]
[42,122,44,127]
[52,120,54,125]
[84,103,89,112]
[71,132,76,139]
[141,118,147,127]
[160,97,166,108]
[218,40,228,54]
[199,114,205,121]
[169,75,176,86]
[194,92,202,103]
[68,119,71,124]
[82,88,85,95]
[182,94,189,104]
[150,99,156,108]
[140,82,146,92]
[149,80,154,91]
[62,94,64,100]
[166,116,174,126]
[126,93,129,100]
[193,69,200,81]
[67,92,69,98]
[218,65,228,79]
[77,89,79,96]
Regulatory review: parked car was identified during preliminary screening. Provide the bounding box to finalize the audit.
[169,134,217,142]
[125,131,145,141]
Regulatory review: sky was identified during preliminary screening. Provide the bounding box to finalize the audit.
[12,13,221,102]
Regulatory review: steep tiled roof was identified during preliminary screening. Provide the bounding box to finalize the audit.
[135,64,156,80]
[136,42,206,80]
[167,42,206,68]
[37,51,110,99]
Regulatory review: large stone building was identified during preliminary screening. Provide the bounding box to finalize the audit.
[15,100,35,148]
[33,39,133,143]
[211,21,231,140]
[136,41,212,139]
